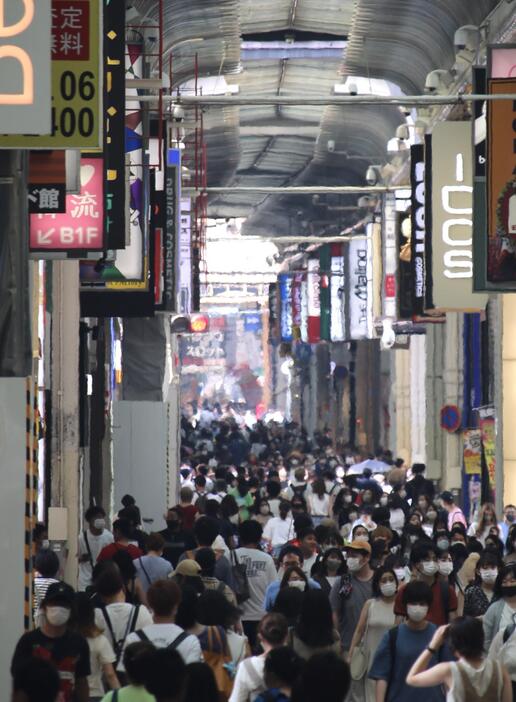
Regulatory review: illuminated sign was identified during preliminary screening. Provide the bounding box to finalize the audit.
[0,0,51,134]
[306,257,320,343]
[330,248,345,342]
[348,234,373,340]
[410,143,426,314]
[279,273,293,342]
[30,156,103,252]
[382,193,397,318]
[0,0,101,148]
[190,315,209,333]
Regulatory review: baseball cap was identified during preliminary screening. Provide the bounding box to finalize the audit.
[43,582,75,606]
[346,540,372,555]
[440,491,454,504]
[174,559,201,577]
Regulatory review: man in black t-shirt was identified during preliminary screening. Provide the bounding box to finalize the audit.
[11,582,90,702]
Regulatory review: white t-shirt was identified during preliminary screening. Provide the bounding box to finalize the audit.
[263,517,294,547]
[87,634,116,697]
[227,630,249,666]
[229,655,266,702]
[235,547,277,621]
[302,553,318,576]
[122,623,203,666]
[308,493,330,517]
[78,528,114,590]
[94,603,153,653]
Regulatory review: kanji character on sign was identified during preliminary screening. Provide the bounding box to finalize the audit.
[37,188,61,210]
[70,192,99,219]
[60,32,84,56]
[61,7,83,29]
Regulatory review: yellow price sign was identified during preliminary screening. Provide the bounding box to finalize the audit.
[0,0,101,149]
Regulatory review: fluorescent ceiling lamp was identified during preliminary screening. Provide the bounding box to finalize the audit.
[334,77,405,97]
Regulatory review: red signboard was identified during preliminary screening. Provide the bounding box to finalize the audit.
[385,274,396,298]
[30,156,104,252]
[51,1,90,60]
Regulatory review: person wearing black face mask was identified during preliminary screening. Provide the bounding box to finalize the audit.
[159,507,196,568]
[483,563,516,650]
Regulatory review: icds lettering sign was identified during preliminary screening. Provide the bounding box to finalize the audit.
[0,0,51,134]
[30,156,103,252]
[0,0,101,148]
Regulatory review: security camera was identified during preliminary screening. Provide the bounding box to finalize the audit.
[348,82,358,96]
[327,139,336,153]
[425,69,454,94]
[172,105,185,122]
[380,319,396,350]
[395,124,410,141]
[365,166,378,186]
[454,25,481,52]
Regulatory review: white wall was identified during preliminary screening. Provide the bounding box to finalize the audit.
[0,379,28,699]
[113,402,179,532]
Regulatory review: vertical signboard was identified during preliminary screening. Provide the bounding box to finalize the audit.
[103,0,126,249]
[155,148,180,312]
[431,122,487,310]
[279,274,293,342]
[382,193,397,319]
[410,143,426,315]
[0,0,101,147]
[179,198,192,315]
[348,235,372,340]
[30,156,104,253]
[300,276,308,343]
[0,0,51,134]
[291,272,303,340]
[307,257,321,343]
[319,245,331,341]
[330,245,345,342]
[268,283,279,341]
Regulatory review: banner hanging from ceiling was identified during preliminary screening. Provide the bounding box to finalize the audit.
[279,273,293,342]
[330,244,345,342]
[307,257,321,343]
[430,122,488,311]
[410,142,427,316]
[382,192,398,319]
[348,233,373,340]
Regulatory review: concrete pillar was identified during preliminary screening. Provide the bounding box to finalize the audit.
[393,347,411,463]
[410,335,427,463]
[502,296,516,504]
[425,324,444,481]
[50,261,81,587]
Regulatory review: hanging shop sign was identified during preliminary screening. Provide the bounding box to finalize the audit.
[319,245,331,341]
[397,206,413,320]
[463,429,482,475]
[102,0,126,249]
[382,193,398,319]
[279,273,293,342]
[268,283,280,341]
[179,198,192,315]
[307,257,321,343]
[348,234,373,340]
[430,122,488,310]
[300,276,308,343]
[479,408,496,492]
[330,245,345,342]
[0,0,51,135]
[30,155,104,253]
[243,312,262,333]
[154,147,180,312]
[28,150,67,213]
[291,272,303,339]
[410,143,427,315]
[0,0,101,148]
[440,404,461,433]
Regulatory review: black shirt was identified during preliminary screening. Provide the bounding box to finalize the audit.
[159,527,196,568]
[12,629,90,702]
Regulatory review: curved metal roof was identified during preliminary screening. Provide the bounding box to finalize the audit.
[240,0,354,36]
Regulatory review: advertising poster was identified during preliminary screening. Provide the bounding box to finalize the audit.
[306,257,321,344]
[479,412,496,492]
[463,429,482,475]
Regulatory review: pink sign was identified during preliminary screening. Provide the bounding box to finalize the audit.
[491,47,516,78]
[30,157,104,252]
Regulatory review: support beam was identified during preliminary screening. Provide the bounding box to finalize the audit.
[184,185,394,195]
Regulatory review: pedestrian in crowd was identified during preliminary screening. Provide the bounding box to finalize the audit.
[235,520,277,648]
[440,492,468,531]
[197,588,250,666]
[12,658,60,702]
[159,506,196,568]
[143,647,187,702]
[463,550,501,616]
[252,496,273,528]
[262,501,295,558]
[306,478,331,527]
[406,616,511,702]
[311,547,347,596]
[263,545,321,611]
[97,519,143,563]
[483,563,516,651]
[111,550,147,606]
[134,532,173,593]
[229,613,289,702]
[171,558,205,593]
[254,647,303,702]
[348,565,397,702]
[499,504,516,545]
[289,589,340,659]
[177,487,199,531]
[121,579,203,665]
[468,503,500,545]
[33,548,60,626]
[296,527,319,575]
[12,582,90,702]
[78,506,113,591]
[196,546,239,605]
[290,652,351,702]
[71,592,120,701]
[368,580,450,702]
[406,463,435,501]
[183,662,222,702]
[279,566,309,593]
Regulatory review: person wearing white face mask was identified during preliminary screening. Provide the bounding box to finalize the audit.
[394,542,458,626]
[78,505,114,591]
[464,552,501,617]
[348,566,397,702]
[329,540,374,663]
[11,582,91,702]
[369,580,450,702]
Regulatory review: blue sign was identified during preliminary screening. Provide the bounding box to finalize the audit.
[279,274,293,342]
[244,313,262,333]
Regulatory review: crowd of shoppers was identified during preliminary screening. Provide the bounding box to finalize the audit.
[13,414,516,702]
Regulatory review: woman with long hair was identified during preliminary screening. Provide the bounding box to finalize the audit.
[183,662,221,702]
[291,590,340,660]
[463,550,501,617]
[111,550,147,606]
[71,592,120,701]
[483,563,516,651]
[311,548,347,596]
[307,479,331,527]
[279,566,308,594]
[348,566,397,702]
[468,503,500,545]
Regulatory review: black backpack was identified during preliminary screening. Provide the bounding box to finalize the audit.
[134,629,190,650]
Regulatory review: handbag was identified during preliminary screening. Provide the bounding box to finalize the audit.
[349,603,370,681]
[230,549,250,604]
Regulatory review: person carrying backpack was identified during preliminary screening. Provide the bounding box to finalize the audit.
[121,580,203,666]
[101,641,156,702]
[407,617,511,702]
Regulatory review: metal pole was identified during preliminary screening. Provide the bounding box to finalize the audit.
[134,93,516,106]
[183,185,394,195]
